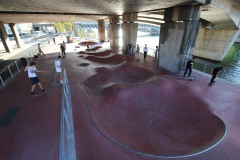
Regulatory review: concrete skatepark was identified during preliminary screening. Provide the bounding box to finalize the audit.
[0,0,240,159]
[0,41,239,160]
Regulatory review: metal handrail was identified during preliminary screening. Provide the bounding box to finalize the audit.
[193,59,240,86]
[0,59,21,86]
[60,68,77,160]
[0,48,38,87]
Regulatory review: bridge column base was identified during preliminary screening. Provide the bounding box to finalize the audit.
[122,13,138,53]
[193,28,240,61]
[0,22,13,53]
[108,16,120,47]
[159,5,201,73]
[98,20,105,42]
[9,23,24,48]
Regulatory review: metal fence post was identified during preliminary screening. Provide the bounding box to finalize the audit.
[203,62,207,72]
[15,60,20,72]
[7,66,14,78]
[0,75,5,86]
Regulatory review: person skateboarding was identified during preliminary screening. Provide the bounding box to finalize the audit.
[209,66,223,86]
[183,57,195,77]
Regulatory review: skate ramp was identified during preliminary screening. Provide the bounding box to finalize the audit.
[83,63,226,158]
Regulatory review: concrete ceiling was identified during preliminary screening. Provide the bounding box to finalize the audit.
[199,0,240,29]
[0,0,203,23]
[0,0,239,29]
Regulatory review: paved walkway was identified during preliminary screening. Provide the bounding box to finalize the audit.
[0,42,239,160]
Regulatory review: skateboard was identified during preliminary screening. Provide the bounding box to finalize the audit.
[209,81,215,86]
[188,76,197,81]
[31,90,47,96]
[183,76,197,81]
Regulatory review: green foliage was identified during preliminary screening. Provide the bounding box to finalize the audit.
[221,43,239,66]
[63,22,73,33]
[54,22,65,33]
[54,22,73,34]
[78,26,85,41]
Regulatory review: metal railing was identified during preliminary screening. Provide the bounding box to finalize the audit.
[0,59,21,86]
[0,48,40,87]
[193,59,240,86]
[60,68,77,160]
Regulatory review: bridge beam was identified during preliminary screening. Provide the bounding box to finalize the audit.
[193,28,240,61]
[108,15,120,47]
[159,5,201,73]
[0,22,13,53]
[122,13,138,52]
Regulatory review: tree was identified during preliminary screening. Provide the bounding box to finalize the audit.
[54,22,65,34]
[63,22,73,35]
[54,22,73,35]
[78,26,85,41]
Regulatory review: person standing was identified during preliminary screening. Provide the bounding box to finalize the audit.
[24,61,46,95]
[143,44,148,61]
[209,66,223,85]
[153,46,159,61]
[53,37,56,45]
[60,42,66,57]
[86,42,89,49]
[62,41,66,57]
[136,44,140,61]
[55,56,63,84]
[38,43,45,57]
[183,57,195,77]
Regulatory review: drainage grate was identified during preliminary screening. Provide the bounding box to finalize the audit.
[0,108,20,127]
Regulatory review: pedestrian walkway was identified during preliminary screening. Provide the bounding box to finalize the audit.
[0,41,239,160]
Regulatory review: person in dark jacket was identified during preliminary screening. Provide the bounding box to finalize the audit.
[183,57,195,77]
[60,41,66,57]
[209,66,223,84]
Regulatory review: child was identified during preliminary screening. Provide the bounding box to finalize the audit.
[24,61,46,95]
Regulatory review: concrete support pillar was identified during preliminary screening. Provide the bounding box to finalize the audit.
[108,16,120,47]
[122,13,138,52]
[193,28,240,61]
[98,20,105,42]
[159,5,201,73]
[0,22,13,53]
[9,23,23,48]
[73,23,79,37]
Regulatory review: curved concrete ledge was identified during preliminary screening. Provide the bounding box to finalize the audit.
[78,41,101,46]
[82,62,227,158]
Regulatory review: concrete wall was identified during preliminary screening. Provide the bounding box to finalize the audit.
[193,28,240,61]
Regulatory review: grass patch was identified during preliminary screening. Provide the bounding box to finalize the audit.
[221,43,240,66]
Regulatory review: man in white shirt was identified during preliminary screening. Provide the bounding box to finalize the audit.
[143,44,148,61]
[55,56,63,84]
[24,61,46,95]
